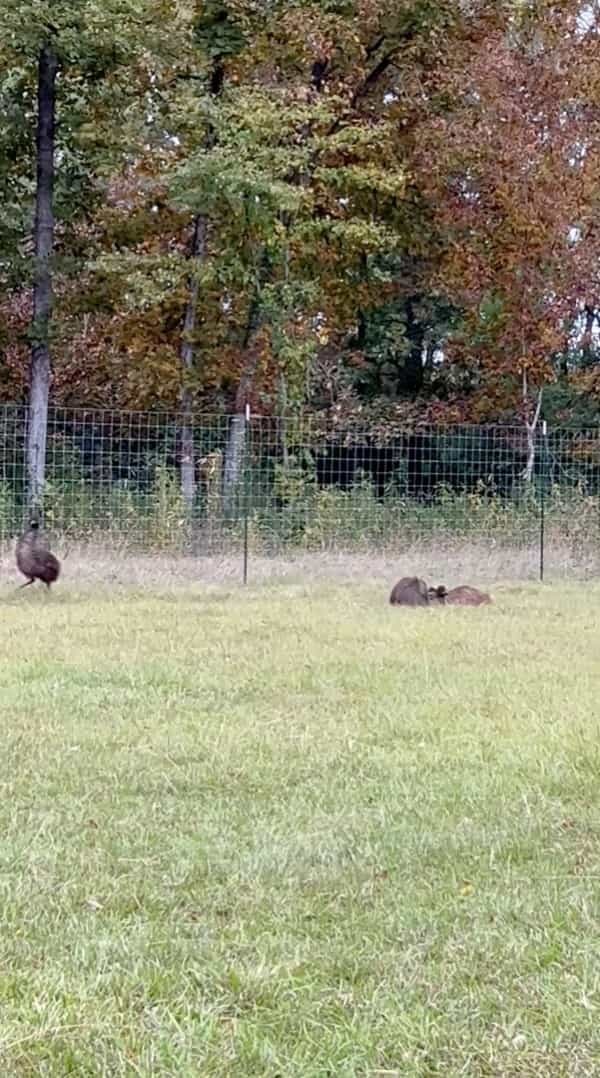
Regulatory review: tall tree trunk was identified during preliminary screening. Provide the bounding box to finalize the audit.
[277,370,289,468]
[581,304,596,367]
[177,57,224,508]
[222,242,272,512]
[222,414,246,516]
[27,44,58,511]
[401,296,425,395]
[222,353,261,514]
[424,337,435,373]
[179,215,207,509]
[222,293,262,513]
[522,369,543,483]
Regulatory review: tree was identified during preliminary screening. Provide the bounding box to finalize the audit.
[170,0,480,494]
[5,0,571,440]
[1,0,180,505]
[28,42,58,508]
[414,2,600,429]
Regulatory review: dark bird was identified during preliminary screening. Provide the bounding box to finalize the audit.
[389,576,446,606]
[16,520,60,590]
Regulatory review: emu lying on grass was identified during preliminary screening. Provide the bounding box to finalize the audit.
[389,577,446,606]
[16,520,60,590]
[389,578,492,607]
[442,585,492,606]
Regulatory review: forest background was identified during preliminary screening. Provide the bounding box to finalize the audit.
[3,0,600,525]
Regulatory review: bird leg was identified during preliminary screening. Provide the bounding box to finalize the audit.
[18,579,34,590]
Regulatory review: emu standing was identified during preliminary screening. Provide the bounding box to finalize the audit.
[16,520,60,590]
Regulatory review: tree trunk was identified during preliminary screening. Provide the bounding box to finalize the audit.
[401,296,425,395]
[581,304,596,367]
[222,415,247,515]
[179,215,207,509]
[424,337,436,373]
[222,349,260,514]
[27,44,58,511]
[222,279,264,512]
[277,370,289,468]
[178,58,223,509]
[522,371,543,483]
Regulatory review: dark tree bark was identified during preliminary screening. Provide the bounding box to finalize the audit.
[178,59,223,508]
[179,215,207,510]
[522,370,543,483]
[222,291,262,512]
[401,296,425,395]
[27,44,58,510]
[581,304,596,366]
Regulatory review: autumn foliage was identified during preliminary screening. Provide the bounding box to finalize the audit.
[2,0,600,424]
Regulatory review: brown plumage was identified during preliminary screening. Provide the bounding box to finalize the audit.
[444,585,492,606]
[390,576,445,606]
[16,520,60,590]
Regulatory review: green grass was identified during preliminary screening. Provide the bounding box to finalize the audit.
[1,578,600,1076]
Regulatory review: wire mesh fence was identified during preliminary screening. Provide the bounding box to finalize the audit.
[1,404,600,579]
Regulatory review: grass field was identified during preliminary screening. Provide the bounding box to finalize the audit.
[1,564,600,1076]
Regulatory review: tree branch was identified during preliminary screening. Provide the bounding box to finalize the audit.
[327,46,399,136]
[350,50,396,109]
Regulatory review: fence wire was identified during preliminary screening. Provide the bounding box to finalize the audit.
[1,405,599,578]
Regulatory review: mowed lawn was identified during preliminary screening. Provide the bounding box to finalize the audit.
[1,578,600,1076]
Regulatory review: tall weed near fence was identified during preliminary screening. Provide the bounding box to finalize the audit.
[0,405,599,576]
